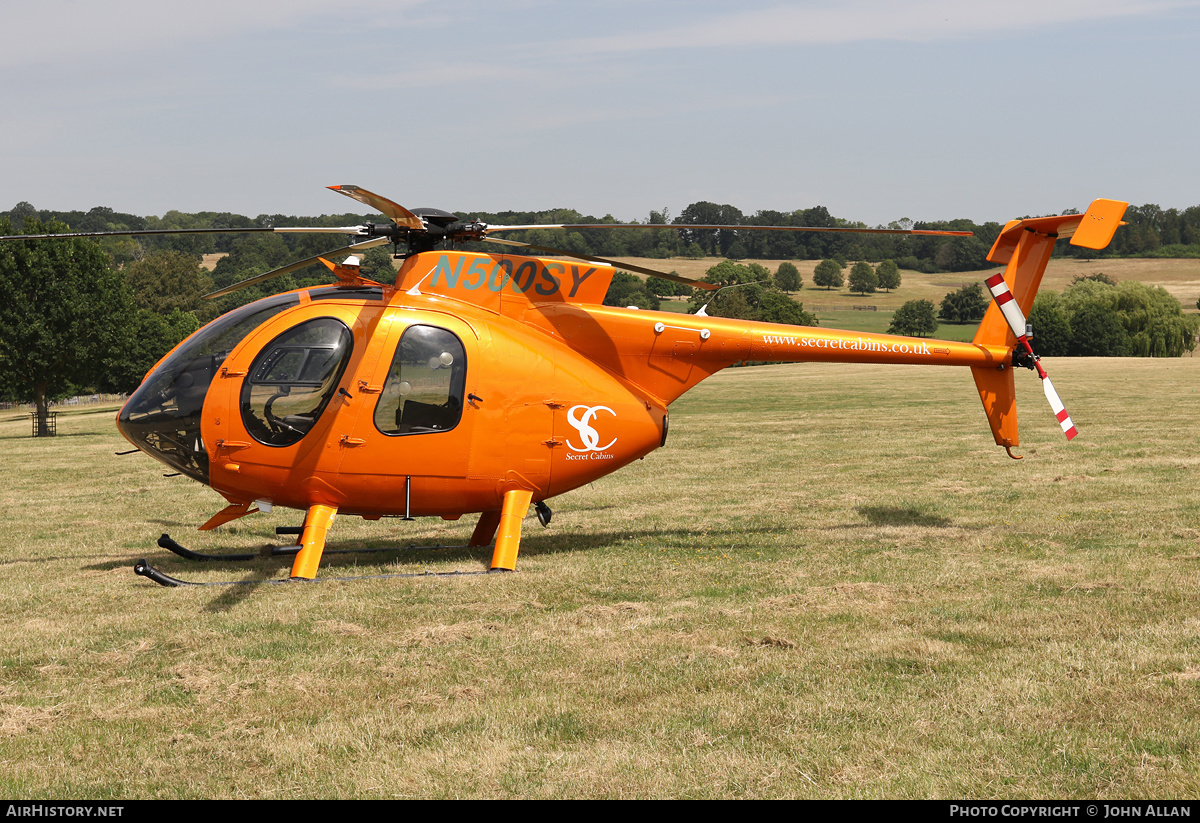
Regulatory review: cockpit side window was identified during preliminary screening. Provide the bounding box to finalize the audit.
[240,318,353,447]
[373,325,466,436]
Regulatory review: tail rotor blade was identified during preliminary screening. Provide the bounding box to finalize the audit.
[984,272,1028,340]
[985,271,1078,440]
[1041,373,1078,441]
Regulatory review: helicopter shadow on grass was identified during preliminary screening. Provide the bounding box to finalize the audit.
[115,522,792,611]
[513,523,793,559]
[91,553,286,612]
[853,506,956,528]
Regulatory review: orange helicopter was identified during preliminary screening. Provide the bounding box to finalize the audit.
[6,187,1129,585]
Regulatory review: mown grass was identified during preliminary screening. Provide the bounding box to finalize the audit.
[1,357,1199,798]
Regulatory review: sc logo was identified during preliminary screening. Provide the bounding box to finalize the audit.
[565,405,617,452]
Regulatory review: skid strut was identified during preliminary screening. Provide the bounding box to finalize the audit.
[291,504,338,580]
[491,488,533,571]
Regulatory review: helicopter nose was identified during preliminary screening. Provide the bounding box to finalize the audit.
[114,292,305,484]
[118,363,211,485]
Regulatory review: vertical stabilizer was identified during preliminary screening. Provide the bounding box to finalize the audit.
[969,199,1127,450]
[971,364,1018,448]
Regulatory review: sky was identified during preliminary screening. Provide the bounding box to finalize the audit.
[3,0,1199,227]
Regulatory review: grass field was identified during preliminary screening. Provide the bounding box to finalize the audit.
[2,356,1199,798]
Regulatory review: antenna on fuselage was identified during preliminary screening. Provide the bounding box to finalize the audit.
[694,279,770,316]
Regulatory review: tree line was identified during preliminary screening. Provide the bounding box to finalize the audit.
[885,275,1198,357]
[3,196,1198,423]
[11,199,1200,282]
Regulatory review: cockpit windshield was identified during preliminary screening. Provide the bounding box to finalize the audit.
[117,292,300,482]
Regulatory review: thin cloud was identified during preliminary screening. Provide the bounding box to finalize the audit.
[355,61,548,91]
[0,0,426,68]
[570,0,1200,52]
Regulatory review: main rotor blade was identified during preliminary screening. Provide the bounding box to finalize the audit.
[327,185,424,231]
[482,236,718,291]
[0,226,371,242]
[484,223,973,237]
[203,236,390,300]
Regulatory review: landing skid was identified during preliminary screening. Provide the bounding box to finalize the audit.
[155,533,472,562]
[135,533,487,587]
[133,559,499,587]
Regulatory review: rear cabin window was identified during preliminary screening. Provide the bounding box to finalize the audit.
[374,325,466,436]
[240,318,354,446]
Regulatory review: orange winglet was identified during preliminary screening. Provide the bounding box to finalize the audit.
[1069,198,1129,250]
[198,501,259,531]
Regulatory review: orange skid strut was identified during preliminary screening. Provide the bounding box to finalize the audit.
[490,489,533,571]
[290,504,338,580]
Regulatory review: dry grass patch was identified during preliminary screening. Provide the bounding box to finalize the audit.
[2,359,1199,797]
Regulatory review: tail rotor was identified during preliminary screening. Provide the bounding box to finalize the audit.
[983,272,1077,441]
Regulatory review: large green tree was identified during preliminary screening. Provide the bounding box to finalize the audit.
[358,245,398,282]
[774,262,802,293]
[812,259,843,290]
[888,300,938,337]
[0,219,137,434]
[646,274,693,297]
[1021,279,1198,358]
[681,261,815,325]
[939,282,989,324]
[876,259,900,292]
[757,290,817,326]
[105,308,202,392]
[848,261,878,294]
[1113,281,1198,357]
[1057,278,1198,357]
[603,272,660,310]
[124,249,216,322]
[685,261,773,319]
[1027,292,1073,357]
[675,202,744,256]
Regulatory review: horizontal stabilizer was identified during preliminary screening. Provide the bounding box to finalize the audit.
[1069,198,1128,249]
[987,199,1128,265]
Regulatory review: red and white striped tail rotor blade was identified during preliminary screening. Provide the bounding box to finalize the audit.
[1041,374,1078,440]
[986,271,1079,440]
[984,272,1027,339]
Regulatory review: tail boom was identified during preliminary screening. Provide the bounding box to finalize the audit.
[539,302,1008,405]
[748,327,1005,369]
